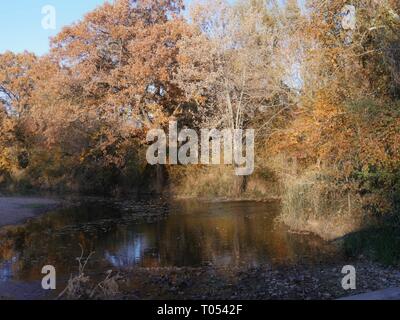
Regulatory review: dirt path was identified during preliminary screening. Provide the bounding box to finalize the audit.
[0,197,59,227]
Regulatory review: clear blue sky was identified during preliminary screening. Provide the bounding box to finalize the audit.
[0,1,109,55]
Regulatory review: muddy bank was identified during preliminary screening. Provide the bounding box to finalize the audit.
[0,197,60,227]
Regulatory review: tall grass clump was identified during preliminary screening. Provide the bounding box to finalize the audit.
[279,164,364,240]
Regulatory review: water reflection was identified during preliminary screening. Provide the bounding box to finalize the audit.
[0,200,338,284]
[0,257,17,281]
[105,233,150,267]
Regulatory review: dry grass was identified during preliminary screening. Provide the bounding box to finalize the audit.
[280,168,364,240]
[168,164,280,200]
[58,246,121,300]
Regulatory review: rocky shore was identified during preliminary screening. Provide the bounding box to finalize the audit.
[108,260,400,300]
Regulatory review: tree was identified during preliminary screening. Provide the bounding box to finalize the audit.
[0,51,37,117]
[50,0,189,129]
[0,51,38,175]
[174,0,295,134]
[268,0,400,217]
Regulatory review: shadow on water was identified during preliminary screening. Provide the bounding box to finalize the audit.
[0,199,340,293]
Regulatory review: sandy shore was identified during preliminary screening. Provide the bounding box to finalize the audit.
[0,197,59,227]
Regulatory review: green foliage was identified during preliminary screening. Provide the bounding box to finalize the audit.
[343,224,400,265]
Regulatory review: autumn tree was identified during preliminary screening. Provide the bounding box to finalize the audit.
[32,0,192,192]
[50,0,189,129]
[0,0,193,193]
[0,51,39,176]
[0,51,37,117]
[175,0,297,134]
[268,0,400,221]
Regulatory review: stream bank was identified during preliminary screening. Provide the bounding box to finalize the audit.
[0,197,60,228]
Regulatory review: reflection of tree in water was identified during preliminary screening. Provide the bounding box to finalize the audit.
[0,200,339,284]
[105,233,149,268]
[0,239,19,281]
[148,201,338,267]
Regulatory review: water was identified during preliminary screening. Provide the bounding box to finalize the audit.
[0,199,337,292]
